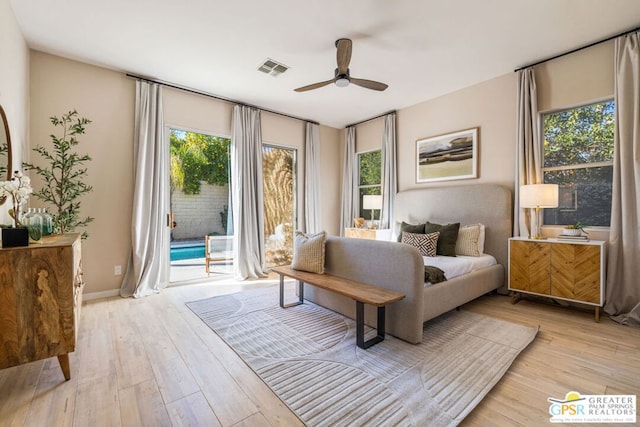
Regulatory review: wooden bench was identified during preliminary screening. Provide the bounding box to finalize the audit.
[271,266,405,349]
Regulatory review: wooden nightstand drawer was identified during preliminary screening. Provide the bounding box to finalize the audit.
[344,228,391,241]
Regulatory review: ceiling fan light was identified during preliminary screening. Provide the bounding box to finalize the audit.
[335,77,350,87]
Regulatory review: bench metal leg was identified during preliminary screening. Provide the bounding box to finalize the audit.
[356,302,386,349]
[279,275,304,308]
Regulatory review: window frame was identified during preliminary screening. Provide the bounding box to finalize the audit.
[539,97,615,229]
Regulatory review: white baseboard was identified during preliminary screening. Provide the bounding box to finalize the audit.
[83,289,121,301]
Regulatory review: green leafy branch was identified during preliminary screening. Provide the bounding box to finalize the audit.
[23,110,94,238]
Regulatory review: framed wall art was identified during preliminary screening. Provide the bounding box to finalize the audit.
[416,127,478,183]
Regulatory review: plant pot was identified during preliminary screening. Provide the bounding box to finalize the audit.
[2,227,30,248]
[563,228,582,236]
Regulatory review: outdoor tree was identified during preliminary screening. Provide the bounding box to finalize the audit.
[170,130,230,195]
[358,150,382,218]
[543,101,614,226]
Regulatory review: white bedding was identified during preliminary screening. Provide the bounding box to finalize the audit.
[423,254,497,285]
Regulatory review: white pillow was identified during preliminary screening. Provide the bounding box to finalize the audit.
[455,224,482,257]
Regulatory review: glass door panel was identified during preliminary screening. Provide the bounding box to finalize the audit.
[263,145,296,268]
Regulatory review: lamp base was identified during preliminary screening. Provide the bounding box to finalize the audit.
[529,234,548,240]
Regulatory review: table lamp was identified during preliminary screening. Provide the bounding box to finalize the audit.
[520,184,559,239]
[362,195,382,228]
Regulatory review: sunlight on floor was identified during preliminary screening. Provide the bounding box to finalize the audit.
[169,256,285,292]
[169,256,233,284]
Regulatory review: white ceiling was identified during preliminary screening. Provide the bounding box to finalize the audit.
[10,0,640,128]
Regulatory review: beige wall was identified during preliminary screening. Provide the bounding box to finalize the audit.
[537,40,614,112]
[345,73,519,204]
[397,73,518,191]
[30,51,136,296]
[0,0,29,224]
[29,54,342,295]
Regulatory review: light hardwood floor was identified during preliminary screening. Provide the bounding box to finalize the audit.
[1,279,639,427]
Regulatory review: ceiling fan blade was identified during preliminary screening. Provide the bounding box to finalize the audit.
[350,77,388,91]
[336,38,352,75]
[294,78,335,92]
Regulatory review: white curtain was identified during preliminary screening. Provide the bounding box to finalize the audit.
[120,81,169,298]
[340,126,357,235]
[605,32,640,325]
[380,112,397,230]
[304,122,321,233]
[231,105,267,280]
[514,68,542,237]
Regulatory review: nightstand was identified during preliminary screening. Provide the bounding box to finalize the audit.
[508,237,605,321]
[344,228,392,241]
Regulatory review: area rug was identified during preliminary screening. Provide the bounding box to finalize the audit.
[187,286,537,426]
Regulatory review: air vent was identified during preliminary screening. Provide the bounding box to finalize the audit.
[257,58,289,77]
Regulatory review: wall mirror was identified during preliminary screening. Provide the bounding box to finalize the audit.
[0,104,13,205]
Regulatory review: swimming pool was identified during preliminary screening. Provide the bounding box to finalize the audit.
[170,244,205,261]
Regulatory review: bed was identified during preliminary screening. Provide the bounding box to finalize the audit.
[303,183,513,344]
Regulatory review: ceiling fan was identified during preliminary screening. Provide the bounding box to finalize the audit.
[294,38,388,92]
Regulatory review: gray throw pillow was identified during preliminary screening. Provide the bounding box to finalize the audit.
[425,221,460,257]
[291,231,327,274]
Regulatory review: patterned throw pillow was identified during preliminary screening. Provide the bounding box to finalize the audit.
[455,224,482,256]
[401,231,440,257]
[291,231,327,274]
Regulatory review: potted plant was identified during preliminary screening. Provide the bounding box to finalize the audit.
[23,110,94,238]
[563,221,588,236]
[0,170,32,247]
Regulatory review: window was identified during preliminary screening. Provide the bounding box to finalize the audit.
[358,150,381,220]
[542,100,614,227]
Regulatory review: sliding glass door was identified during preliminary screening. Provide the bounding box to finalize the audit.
[263,144,297,267]
[168,128,232,283]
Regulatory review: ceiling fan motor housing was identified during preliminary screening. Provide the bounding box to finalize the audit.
[334,68,350,87]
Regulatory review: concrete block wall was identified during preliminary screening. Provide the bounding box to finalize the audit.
[171,183,229,241]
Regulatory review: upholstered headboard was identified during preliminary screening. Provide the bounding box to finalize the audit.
[393,184,513,269]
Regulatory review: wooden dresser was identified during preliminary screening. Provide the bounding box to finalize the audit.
[508,237,605,321]
[0,233,83,380]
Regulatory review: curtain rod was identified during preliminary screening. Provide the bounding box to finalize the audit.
[125,73,319,125]
[514,24,640,72]
[346,110,396,128]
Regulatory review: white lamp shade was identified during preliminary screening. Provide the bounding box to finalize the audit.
[520,184,559,208]
[363,194,382,210]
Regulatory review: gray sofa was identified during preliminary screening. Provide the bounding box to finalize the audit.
[304,184,512,344]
